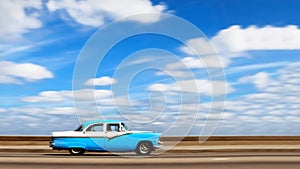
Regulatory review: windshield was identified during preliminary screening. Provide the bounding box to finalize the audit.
[121,123,130,131]
[74,125,83,131]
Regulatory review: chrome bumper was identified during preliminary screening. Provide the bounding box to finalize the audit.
[49,141,55,148]
[154,141,163,151]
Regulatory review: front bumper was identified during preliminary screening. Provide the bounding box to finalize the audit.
[154,141,163,151]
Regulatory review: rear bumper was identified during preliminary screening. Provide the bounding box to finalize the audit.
[49,141,55,148]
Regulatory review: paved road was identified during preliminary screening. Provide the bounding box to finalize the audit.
[0,152,299,169]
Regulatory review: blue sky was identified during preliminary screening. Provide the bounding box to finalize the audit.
[0,0,300,135]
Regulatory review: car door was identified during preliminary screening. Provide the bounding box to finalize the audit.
[104,123,133,151]
[84,123,106,151]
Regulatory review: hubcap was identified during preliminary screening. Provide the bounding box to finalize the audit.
[140,144,149,154]
[71,149,81,154]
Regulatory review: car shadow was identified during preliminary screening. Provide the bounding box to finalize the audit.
[44,153,139,157]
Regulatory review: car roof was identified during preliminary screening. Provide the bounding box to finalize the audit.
[81,120,122,127]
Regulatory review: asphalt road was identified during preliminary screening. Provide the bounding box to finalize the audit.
[0,152,299,169]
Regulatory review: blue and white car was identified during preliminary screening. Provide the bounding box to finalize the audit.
[50,120,162,155]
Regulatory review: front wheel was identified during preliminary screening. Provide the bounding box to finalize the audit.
[69,148,85,155]
[135,142,152,155]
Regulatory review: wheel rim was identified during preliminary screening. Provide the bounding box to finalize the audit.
[71,148,82,154]
[139,144,149,154]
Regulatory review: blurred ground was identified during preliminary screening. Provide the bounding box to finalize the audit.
[0,136,299,168]
[0,152,299,169]
[0,136,299,153]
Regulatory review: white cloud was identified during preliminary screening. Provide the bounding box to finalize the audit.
[212,25,300,56]
[0,106,81,135]
[220,63,300,129]
[0,39,59,57]
[147,79,233,96]
[9,106,76,116]
[6,61,300,135]
[147,83,170,92]
[46,0,167,27]
[155,69,190,78]
[0,108,6,113]
[238,72,274,90]
[226,62,289,75]
[180,25,300,68]
[180,37,216,56]
[0,61,53,84]
[285,116,300,123]
[85,76,116,86]
[97,96,145,108]
[199,62,300,135]
[178,37,228,68]
[181,56,227,68]
[73,89,112,100]
[22,89,112,103]
[0,0,43,42]
[0,0,167,51]
[166,56,228,69]
[21,88,149,117]
[45,107,76,115]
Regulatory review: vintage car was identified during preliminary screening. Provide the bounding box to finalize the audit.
[49,120,162,155]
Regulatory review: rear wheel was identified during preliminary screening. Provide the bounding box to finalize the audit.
[135,142,152,155]
[69,148,85,155]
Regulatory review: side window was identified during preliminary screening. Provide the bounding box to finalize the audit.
[107,123,120,132]
[86,124,104,132]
